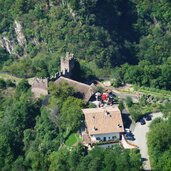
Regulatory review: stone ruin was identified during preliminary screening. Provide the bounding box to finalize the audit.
[31,77,48,98]
[60,52,75,77]
[49,52,76,81]
[31,52,76,98]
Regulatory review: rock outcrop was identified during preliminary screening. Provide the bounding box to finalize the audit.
[14,20,27,46]
[0,36,15,54]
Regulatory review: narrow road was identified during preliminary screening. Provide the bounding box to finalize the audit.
[0,72,34,84]
[132,112,163,171]
[112,89,139,103]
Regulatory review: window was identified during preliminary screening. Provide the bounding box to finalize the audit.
[96,137,101,140]
[108,137,110,140]
[112,136,114,140]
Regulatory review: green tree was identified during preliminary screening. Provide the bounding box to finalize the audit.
[60,97,84,134]
[0,79,6,89]
[126,96,133,107]
[0,93,40,170]
[148,117,171,170]
[16,79,30,93]
[118,100,124,112]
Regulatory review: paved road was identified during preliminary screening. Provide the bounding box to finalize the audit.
[112,89,139,103]
[132,112,163,171]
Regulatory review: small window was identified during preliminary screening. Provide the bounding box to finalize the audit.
[112,136,114,140]
[96,137,101,140]
[108,137,110,140]
[114,136,117,139]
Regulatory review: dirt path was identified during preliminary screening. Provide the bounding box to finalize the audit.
[0,73,34,84]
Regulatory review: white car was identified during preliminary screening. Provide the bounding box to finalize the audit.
[125,128,131,133]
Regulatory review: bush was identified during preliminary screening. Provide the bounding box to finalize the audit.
[112,79,122,87]
[129,105,142,121]
[16,79,30,93]
[96,86,104,93]
[126,96,133,107]
[118,100,124,112]
[0,79,6,89]
[6,80,15,87]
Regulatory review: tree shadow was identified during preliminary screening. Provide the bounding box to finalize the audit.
[89,0,139,65]
[122,113,132,129]
[141,158,147,162]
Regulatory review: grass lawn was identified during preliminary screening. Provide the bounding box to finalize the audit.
[65,133,82,147]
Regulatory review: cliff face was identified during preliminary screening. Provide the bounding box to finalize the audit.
[14,20,27,46]
[0,20,27,56]
[0,36,15,54]
[0,2,77,57]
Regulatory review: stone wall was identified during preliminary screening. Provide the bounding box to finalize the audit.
[60,52,75,77]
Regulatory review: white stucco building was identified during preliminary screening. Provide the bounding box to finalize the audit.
[82,106,124,146]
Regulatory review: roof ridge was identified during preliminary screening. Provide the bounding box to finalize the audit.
[60,76,92,88]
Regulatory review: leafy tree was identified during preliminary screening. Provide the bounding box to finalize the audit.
[49,82,75,101]
[16,79,30,93]
[0,79,6,89]
[24,107,60,170]
[148,117,171,170]
[0,48,13,67]
[129,104,142,121]
[60,96,84,134]
[0,93,41,170]
[118,100,124,112]
[95,86,104,93]
[126,96,133,107]
[112,78,122,88]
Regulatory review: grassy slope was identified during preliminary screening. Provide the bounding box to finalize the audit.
[65,133,82,147]
[0,73,34,84]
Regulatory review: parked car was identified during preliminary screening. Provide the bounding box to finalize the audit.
[125,128,131,133]
[139,118,146,125]
[145,115,152,121]
[125,133,135,141]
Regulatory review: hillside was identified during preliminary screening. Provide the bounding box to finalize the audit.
[0,0,171,90]
[0,1,171,170]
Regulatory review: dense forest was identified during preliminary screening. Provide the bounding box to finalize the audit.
[148,116,171,171]
[0,0,171,170]
[0,80,142,170]
[0,0,171,90]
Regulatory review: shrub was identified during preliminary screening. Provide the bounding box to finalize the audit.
[126,96,133,107]
[0,79,6,89]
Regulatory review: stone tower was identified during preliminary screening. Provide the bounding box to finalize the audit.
[60,52,75,78]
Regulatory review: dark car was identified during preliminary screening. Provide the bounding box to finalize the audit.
[139,118,146,125]
[125,133,135,141]
[108,92,116,97]
[145,115,152,121]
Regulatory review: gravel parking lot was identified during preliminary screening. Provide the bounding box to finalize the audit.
[132,112,163,171]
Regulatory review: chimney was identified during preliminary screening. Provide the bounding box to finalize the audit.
[105,110,110,116]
